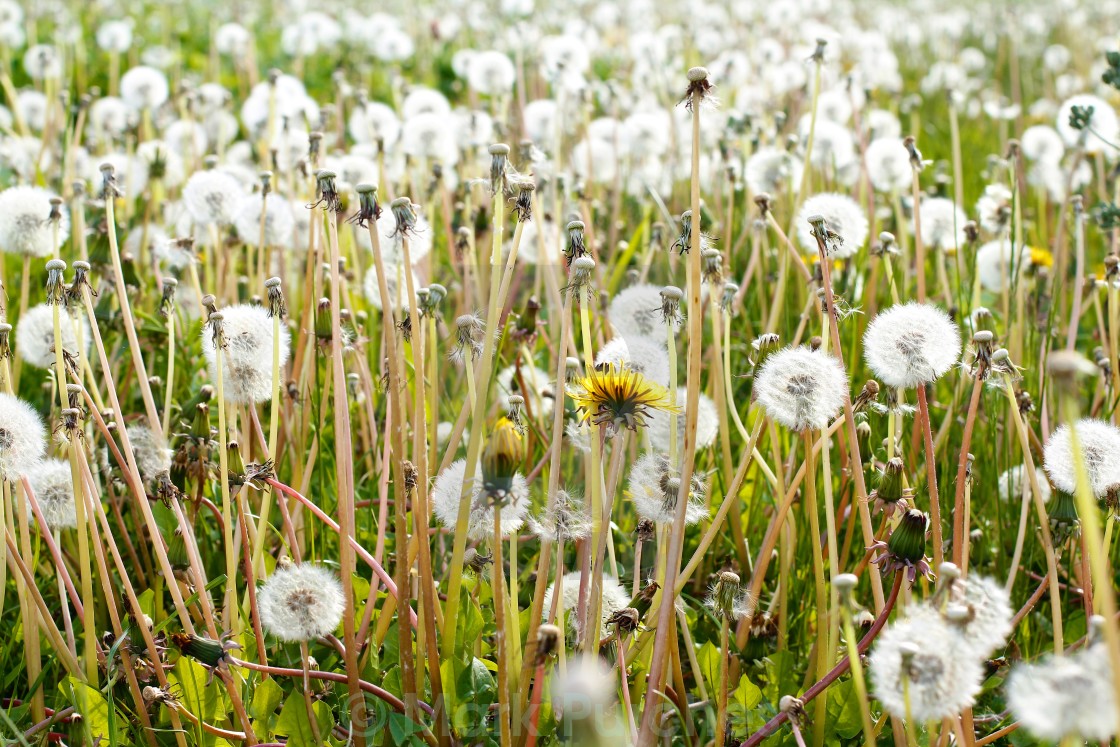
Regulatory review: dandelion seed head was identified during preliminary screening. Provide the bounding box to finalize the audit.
[1056,94,1119,154]
[865,137,912,192]
[23,44,62,80]
[595,335,670,387]
[744,147,803,195]
[0,185,69,258]
[29,458,76,530]
[864,302,961,388]
[754,346,848,432]
[532,490,591,542]
[430,459,530,541]
[627,452,707,525]
[120,65,169,110]
[975,183,1012,235]
[233,193,296,249]
[467,50,517,95]
[201,304,291,404]
[361,262,418,312]
[609,283,679,340]
[870,606,983,722]
[1043,418,1120,498]
[552,653,617,720]
[945,574,1013,658]
[998,464,1051,504]
[15,303,90,369]
[1008,650,1118,741]
[796,193,868,258]
[1020,124,1066,163]
[182,169,244,227]
[258,562,345,642]
[126,424,173,483]
[647,391,719,453]
[542,570,630,640]
[918,197,968,252]
[0,393,46,481]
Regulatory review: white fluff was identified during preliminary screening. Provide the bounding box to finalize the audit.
[864,302,961,389]
[0,393,46,480]
[258,563,346,642]
[0,186,69,258]
[430,459,530,541]
[201,304,291,404]
[1043,419,1120,498]
[755,346,848,432]
[15,303,90,369]
[795,193,868,259]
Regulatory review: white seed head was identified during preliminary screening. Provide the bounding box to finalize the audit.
[120,65,170,110]
[646,391,719,453]
[430,459,530,541]
[945,575,1013,658]
[917,197,968,252]
[865,137,912,193]
[15,303,91,369]
[542,570,630,639]
[974,239,1028,292]
[28,458,77,530]
[795,192,868,258]
[754,346,849,432]
[609,283,680,339]
[258,562,346,642]
[864,302,961,388]
[0,186,69,258]
[997,464,1051,504]
[182,169,244,227]
[552,653,617,721]
[126,424,173,482]
[233,193,296,249]
[594,335,671,387]
[1008,649,1118,741]
[869,606,983,723]
[627,452,708,525]
[0,393,46,481]
[1043,419,1120,498]
[201,304,291,404]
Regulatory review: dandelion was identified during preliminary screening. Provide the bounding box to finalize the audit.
[258,562,346,642]
[608,283,681,339]
[871,508,933,582]
[552,652,618,719]
[200,304,292,404]
[23,45,62,80]
[182,170,244,227]
[120,65,170,110]
[542,571,630,639]
[705,570,751,621]
[917,197,968,252]
[647,391,719,453]
[754,345,848,432]
[744,147,803,195]
[0,186,69,258]
[1042,418,1120,499]
[362,262,418,312]
[869,606,984,722]
[998,464,1051,504]
[430,459,530,541]
[232,193,295,248]
[975,183,1012,234]
[795,193,868,258]
[944,574,1013,658]
[865,137,913,192]
[594,335,671,387]
[974,239,1030,292]
[28,458,77,530]
[0,393,46,480]
[1007,648,1118,742]
[15,303,90,369]
[532,490,592,543]
[864,302,961,389]
[627,452,708,525]
[466,51,517,95]
[1056,94,1119,154]
[568,364,676,435]
[125,423,173,483]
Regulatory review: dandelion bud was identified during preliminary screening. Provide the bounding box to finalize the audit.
[636,518,656,542]
[464,548,494,574]
[871,457,911,515]
[159,278,178,319]
[856,420,872,456]
[99,162,123,200]
[481,417,524,492]
[565,357,582,384]
[749,333,781,368]
[834,572,858,604]
[44,258,67,306]
[264,277,286,319]
[314,297,333,342]
[606,607,641,637]
[754,192,772,215]
[171,632,238,670]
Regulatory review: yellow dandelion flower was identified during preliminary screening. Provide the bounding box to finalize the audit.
[569,364,677,434]
[1029,246,1053,268]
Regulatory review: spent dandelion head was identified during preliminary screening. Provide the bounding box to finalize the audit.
[864,302,961,389]
[569,363,676,436]
[627,451,707,525]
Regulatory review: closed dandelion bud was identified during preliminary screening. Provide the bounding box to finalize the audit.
[565,357,582,384]
[481,417,524,491]
[606,607,640,636]
[464,548,494,574]
[871,457,911,515]
[749,333,781,368]
[0,324,11,360]
[190,402,210,440]
[1048,490,1080,542]
[628,580,660,618]
[314,297,333,342]
[171,633,237,670]
[890,509,928,565]
[856,420,872,458]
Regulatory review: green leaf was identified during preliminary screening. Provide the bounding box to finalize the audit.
[697,641,722,695]
[727,675,765,737]
[61,676,124,745]
[826,679,863,740]
[274,696,334,747]
[442,656,497,738]
[249,677,284,738]
[170,657,225,722]
[388,712,428,746]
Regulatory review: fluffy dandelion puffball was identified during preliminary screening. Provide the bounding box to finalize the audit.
[974,239,1029,292]
[1007,648,1118,742]
[869,606,984,722]
[917,197,968,252]
[1042,418,1120,498]
[754,346,848,432]
[795,192,868,258]
[126,424,174,481]
[258,562,346,642]
[997,464,1051,504]
[647,390,719,453]
[627,452,708,525]
[552,653,618,720]
[201,304,292,404]
[430,459,530,541]
[0,185,69,257]
[946,575,1013,658]
[0,393,46,480]
[28,458,77,530]
[608,283,680,339]
[15,304,92,369]
[864,302,961,389]
[542,570,630,639]
[594,335,671,386]
[1056,94,1119,154]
